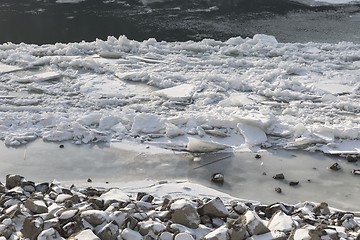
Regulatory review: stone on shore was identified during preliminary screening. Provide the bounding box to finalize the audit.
[37,228,64,240]
[24,199,48,214]
[96,221,119,240]
[100,188,130,207]
[81,210,109,226]
[170,199,200,229]
[5,174,24,189]
[0,175,359,240]
[21,217,44,240]
[267,210,294,232]
[241,210,270,236]
[202,225,229,240]
[74,229,100,240]
[198,197,229,218]
[121,227,143,240]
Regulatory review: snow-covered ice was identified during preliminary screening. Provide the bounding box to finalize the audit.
[0,34,360,154]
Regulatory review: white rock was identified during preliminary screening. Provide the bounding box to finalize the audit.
[249,231,287,239]
[81,210,109,226]
[75,229,100,240]
[169,223,195,236]
[110,211,128,227]
[203,225,228,240]
[158,231,174,240]
[267,210,294,232]
[121,228,144,240]
[293,229,311,240]
[138,220,166,235]
[38,228,65,240]
[174,232,195,240]
[170,199,200,228]
[100,188,130,206]
[242,210,270,236]
[59,209,79,221]
[55,194,73,203]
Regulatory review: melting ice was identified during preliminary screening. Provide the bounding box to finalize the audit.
[0,34,359,154]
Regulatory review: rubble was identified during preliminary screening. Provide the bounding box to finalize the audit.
[0,175,359,240]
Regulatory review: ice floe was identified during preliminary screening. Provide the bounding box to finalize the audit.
[0,35,360,155]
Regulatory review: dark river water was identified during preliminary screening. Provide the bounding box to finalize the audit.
[1,0,360,44]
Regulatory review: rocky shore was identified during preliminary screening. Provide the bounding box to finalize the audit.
[0,175,359,240]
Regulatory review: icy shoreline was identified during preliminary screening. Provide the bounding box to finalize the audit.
[0,174,359,239]
[1,140,360,212]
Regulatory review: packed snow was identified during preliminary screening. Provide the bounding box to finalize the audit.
[0,34,360,154]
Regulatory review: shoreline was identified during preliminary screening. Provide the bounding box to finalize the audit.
[1,139,359,212]
[0,174,359,239]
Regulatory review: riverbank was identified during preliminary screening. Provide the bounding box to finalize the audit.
[0,174,359,239]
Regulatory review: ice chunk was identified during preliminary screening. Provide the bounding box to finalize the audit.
[252,34,278,48]
[16,72,61,83]
[237,123,267,146]
[186,138,229,153]
[153,84,195,101]
[219,93,255,107]
[311,126,334,143]
[314,82,353,95]
[321,140,360,155]
[165,123,184,138]
[131,113,165,134]
[0,63,22,74]
[43,130,73,142]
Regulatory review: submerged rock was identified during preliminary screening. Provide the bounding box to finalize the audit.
[330,163,341,171]
[273,173,285,180]
[211,173,224,184]
[289,181,299,186]
[313,202,331,216]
